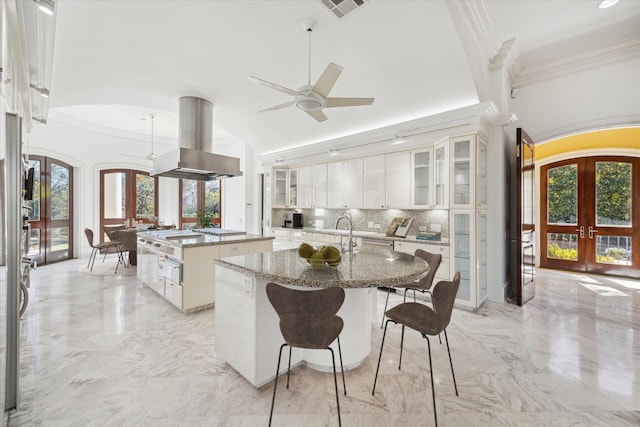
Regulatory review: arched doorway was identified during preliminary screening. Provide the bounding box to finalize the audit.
[540,156,639,277]
[535,128,640,279]
[25,155,74,265]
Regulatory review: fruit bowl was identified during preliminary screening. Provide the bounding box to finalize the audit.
[297,243,342,269]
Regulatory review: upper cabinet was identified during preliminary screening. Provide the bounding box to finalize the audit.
[411,147,433,208]
[272,168,299,208]
[434,140,449,208]
[363,155,386,209]
[327,159,364,209]
[312,163,328,208]
[297,166,314,208]
[385,151,411,209]
[476,137,487,209]
[450,134,486,209]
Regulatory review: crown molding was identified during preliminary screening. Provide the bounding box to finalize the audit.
[448,0,500,63]
[512,35,640,89]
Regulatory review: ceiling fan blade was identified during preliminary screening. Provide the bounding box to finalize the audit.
[312,63,343,98]
[259,100,296,113]
[247,76,303,96]
[325,97,375,108]
[305,109,328,122]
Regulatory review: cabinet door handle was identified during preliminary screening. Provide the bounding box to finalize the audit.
[575,226,584,239]
[588,226,598,239]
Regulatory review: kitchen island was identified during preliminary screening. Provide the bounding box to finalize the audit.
[214,245,428,387]
[137,229,273,313]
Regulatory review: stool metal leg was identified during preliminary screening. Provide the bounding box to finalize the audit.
[286,346,292,389]
[424,335,438,427]
[380,288,391,328]
[269,343,287,427]
[328,347,342,427]
[372,319,393,395]
[337,336,346,395]
[444,329,458,396]
[398,324,405,370]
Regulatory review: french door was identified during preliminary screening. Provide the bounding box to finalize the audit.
[26,155,74,265]
[100,169,158,242]
[541,156,640,277]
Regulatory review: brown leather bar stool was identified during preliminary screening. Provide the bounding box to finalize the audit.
[373,272,460,427]
[84,228,125,273]
[381,249,442,328]
[266,282,347,427]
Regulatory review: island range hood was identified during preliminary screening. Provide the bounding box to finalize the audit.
[150,96,242,181]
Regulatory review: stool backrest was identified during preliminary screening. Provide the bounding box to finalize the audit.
[432,272,460,332]
[414,249,442,290]
[266,283,345,349]
[84,228,96,248]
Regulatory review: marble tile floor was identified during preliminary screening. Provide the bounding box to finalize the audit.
[8,258,640,426]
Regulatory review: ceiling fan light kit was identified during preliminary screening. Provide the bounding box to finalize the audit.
[248,18,374,122]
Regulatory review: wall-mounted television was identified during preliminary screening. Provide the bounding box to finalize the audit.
[24,167,35,201]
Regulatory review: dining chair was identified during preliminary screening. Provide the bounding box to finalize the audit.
[380,249,442,328]
[266,282,347,427]
[372,272,460,427]
[84,228,125,273]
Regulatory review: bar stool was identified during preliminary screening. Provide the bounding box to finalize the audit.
[381,249,442,328]
[373,272,460,427]
[266,282,347,427]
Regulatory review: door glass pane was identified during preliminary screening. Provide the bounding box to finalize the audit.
[289,170,297,206]
[547,164,577,225]
[136,174,155,219]
[51,227,69,251]
[104,172,126,218]
[595,162,631,226]
[523,170,534,224]
[435,144,448,206]
[454,213,471,301]
[595,235,632,266]
[205,180,220,218]
[182,179,198,218]
[477,142,486,206]
[50,163,69,220]
[27,160,41,221]
[547,233,578,261]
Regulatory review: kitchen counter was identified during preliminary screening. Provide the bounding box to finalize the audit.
[137,229,274,248]
[215,245,428,288]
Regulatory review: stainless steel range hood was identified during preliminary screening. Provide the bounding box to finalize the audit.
[150,97,242,181]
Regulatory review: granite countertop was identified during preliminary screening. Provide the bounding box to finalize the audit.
[214,245,429,288]
[271,227,449,246]
[138,230,274,248]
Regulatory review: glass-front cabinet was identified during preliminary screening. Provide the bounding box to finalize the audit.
[411,147,433,207]
[476,138,487,209]
[450,210,487,308]
[272,168,298,208]
[434,141,449,208]
[451,135,474,208]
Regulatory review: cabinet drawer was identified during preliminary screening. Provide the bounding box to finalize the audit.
[219,244,247,258]
[393,240,420,255]
[165,280,183,310]
[416,244,449,258]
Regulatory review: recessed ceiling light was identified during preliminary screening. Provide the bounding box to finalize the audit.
[34,0,55,15]
[329,148,340,156]
[391,135,406,145]
[598,0,619,9]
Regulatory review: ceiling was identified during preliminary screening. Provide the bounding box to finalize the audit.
[46,0,640,156]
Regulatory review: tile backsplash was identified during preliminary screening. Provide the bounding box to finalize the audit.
[272,208,450,239]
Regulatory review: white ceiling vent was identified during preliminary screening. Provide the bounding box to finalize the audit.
[320,0,367,18]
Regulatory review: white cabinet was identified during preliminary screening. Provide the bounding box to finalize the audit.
[327,159,363,209]
[344,158,363,209]
[385,151,411,209]
[451,135,474,209]
[312,163,328,208]
[434,141,449,208]
[411,147,433,208]
[297,166,314,208]
[476,137,487,209]
[272,168,299,208]
[273,169,288,207]
[327,161,346,208]
[450,210,487,308]
[364,155,386,209]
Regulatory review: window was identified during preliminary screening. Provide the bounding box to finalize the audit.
[179,179,221,229]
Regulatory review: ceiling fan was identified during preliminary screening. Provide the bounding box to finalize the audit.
[248,19,374,122]
[121,114,158,161]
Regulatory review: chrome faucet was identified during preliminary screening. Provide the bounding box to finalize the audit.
[335,211,354,253]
